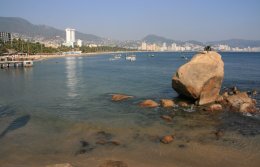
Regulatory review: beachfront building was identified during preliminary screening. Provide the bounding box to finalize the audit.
[77,39,82,47]
[63,28,76,47]
[0,32,12,43]
[141,42,147,50]
[160,42,167,51]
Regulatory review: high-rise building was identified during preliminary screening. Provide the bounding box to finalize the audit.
[141,42,147,50]
[64,28,76,47]
[0,32,12,43]
[77,39,82,47]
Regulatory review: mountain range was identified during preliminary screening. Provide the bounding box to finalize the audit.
[0,17,104,42]
[1,16,260,48]
[142,34,260,48]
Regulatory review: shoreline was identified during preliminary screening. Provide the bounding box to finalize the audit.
[2,50,260,62]
[18,51,141,62]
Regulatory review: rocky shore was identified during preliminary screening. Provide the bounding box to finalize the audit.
[108,51,259,150]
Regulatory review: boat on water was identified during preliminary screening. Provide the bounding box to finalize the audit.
[109,54,122,61]
[181,55,189,60]
[125,55,136,61]
[114,54,121,59]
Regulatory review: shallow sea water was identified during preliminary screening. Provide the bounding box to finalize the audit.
[0,52,260,167]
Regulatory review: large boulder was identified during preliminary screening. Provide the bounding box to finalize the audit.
[172,51,224,105]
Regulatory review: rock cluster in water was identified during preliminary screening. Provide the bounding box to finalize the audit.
[172,51,224,105]
[219,89,258,113]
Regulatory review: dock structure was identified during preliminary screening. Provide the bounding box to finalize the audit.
[0,61,33,69]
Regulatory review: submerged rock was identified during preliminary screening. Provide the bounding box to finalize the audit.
[172,51,224,105]
[160,135,174,144]
[160,115,173,122]
[139,100,159,108]
[225,92,257,113]
[112,94,133,101]
[76,140,95,155]
[214,129,224,140]
[99,160,128,167]
[160,99,175,107]
[96,131,113,140]
[96,140,120,146]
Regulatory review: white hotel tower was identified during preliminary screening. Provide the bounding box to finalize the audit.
[64,28,76,47]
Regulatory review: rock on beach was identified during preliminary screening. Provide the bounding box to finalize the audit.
[139,100,159,108]
[172,51,224,105]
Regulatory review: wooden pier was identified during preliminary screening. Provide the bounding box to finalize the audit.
[0,61,33,69]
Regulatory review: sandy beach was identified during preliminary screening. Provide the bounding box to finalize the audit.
[0,51,139,62]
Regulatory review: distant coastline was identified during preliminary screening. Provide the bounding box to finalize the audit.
[30,50,260,61]
[2,50,260,63]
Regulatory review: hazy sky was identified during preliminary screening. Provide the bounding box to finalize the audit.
[1,0,260,41]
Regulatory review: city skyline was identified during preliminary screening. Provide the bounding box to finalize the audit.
[1,0,260,41]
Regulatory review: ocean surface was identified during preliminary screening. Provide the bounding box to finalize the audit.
[0,52,260,167]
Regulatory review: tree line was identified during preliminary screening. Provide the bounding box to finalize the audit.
[0,38,134,56]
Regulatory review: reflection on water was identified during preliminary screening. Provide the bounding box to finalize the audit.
[66,57,79,98]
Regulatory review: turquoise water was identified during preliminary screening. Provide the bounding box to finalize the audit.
[0,52,260,167]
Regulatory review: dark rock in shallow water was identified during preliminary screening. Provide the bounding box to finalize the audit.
[96,131,113,140]
[75,140,95,155]
[96,140,120,146]
[99,160,128,167]
[80,140,89,147]
[178,144,187,148]
[160,115,173,122]
[214,129,225,140]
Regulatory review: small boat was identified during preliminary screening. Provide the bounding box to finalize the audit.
[114,54,121,59]
[125,55,136,61]
[181,55,189,60]
[109,54,121,61]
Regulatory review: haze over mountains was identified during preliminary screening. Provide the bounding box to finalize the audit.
[1,16,260,48]
[0,17,104,43]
